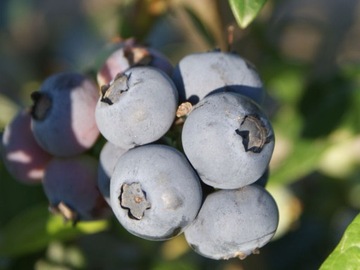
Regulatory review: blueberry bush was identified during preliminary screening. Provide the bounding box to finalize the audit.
[1,0,360,269]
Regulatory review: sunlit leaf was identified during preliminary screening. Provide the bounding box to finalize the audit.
[320,214,360,269]
[0,204,109,257]
[0,94,19,129]
[271,139,329,184]
[228,0,267,28]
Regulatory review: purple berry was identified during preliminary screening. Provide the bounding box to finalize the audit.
[30,72,100,157]
[43,155,111,222]
[1,109,52,184]
[97,42,173,87]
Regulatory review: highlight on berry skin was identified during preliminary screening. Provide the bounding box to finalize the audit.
[1,108,52,184]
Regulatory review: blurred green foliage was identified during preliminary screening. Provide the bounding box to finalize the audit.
[0,0,360,269]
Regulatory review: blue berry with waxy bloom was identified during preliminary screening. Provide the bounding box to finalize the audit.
[98,141,128,203]
[172,50,265,105]
[184,185,279,260]
[110,144,202,241]
[253,167,269,187]
[182,92,275,189]
[95,66,178,149]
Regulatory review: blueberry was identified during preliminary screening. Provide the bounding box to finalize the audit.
[97,42,173,87]
[172,51,265,105]
[253,167,269,187]
[98,141,128,203]
[182,92,275,189]
[184,185,279,260]
[43,155,111,222]
[110,144,202,241]
[1,109,52,184]
[30,72,100,157]
[95,66,178,149]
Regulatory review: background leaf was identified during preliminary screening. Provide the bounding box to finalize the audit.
[228,0,267,28]
[0,204,109,257]
[320,214,360,269]
[270,139,329,185]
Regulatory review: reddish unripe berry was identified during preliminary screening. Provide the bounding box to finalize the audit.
[1,109,52,184]
[97,44,173,87]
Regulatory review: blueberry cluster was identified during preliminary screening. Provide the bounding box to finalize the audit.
[1,41,279,260]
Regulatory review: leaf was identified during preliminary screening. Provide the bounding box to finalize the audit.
[270,139,329,185]
[0,93,19,129]
[0,204,109,257]
[228,0,267,29]
[320,214,360,269]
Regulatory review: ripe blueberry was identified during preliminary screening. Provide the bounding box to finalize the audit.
[110,144,202,241]
[184,185,279,260]
[95,67,178,149]
[98,141,128,203]
[182,92,275,189]
[253,167,270,187]
[172,50,264,105]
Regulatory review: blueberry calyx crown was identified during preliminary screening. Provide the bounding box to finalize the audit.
[100,72,131,105]
[120,182,151,220]
[235,114,272,153]
[30,91,52,121]
[123,45,152,67]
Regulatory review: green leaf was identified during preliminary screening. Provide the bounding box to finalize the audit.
[0,204,109,257]
[0,93,19,129]
[270,139,329,185]
[228,0,267,29]
[320,214,360,269]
